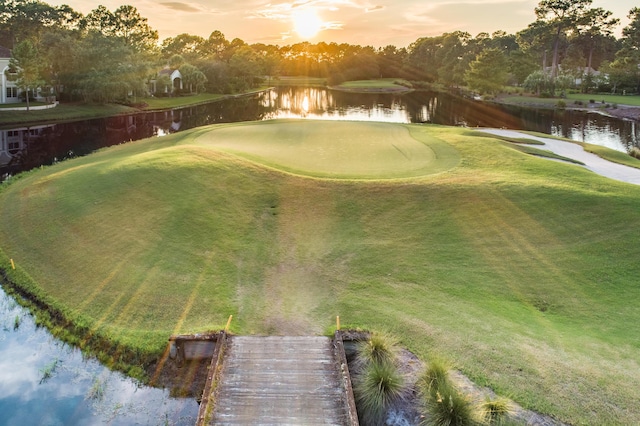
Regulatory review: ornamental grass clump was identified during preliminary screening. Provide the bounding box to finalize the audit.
[354,359,407,426]
[354,332,399,372]
[419,359,479,426]
[418,357,451,399]
[352,332,408,425]
[478,397,513,425]
[424,383,478,426]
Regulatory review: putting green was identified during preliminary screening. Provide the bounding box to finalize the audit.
[193,120,460,178]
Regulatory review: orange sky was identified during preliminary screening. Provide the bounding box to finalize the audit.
[47,0,636,47]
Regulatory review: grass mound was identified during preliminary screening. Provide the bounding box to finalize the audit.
[1,120,640,424]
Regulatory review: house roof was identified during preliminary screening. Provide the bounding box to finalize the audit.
[159,68,177,76]
[0,46,11,58]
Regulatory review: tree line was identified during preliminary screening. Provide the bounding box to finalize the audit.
[1,0,639,105]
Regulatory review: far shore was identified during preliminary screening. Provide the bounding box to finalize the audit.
[489,92,640,122]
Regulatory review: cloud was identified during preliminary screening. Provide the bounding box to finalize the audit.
[159,2,206,13]
[365,5,384,12]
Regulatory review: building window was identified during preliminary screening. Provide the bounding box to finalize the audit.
[6,87,18,98]
[8,140,20,154]
[7,130,19,137]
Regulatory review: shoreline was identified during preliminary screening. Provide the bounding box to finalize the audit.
[488,94,640,122]
[0,88,272,128]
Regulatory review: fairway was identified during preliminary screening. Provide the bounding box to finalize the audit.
[194,120,459,178]
[1,120,640,425]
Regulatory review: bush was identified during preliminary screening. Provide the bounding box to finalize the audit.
[629,147,640,160]
[556,100,566,109]
[354,359,406,426]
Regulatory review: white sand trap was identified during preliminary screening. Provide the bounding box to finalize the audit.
[480,128,640,185]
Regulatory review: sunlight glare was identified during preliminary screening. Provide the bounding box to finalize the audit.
[293,9,323,39]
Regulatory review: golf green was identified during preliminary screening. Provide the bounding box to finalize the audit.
[193,120,460,178]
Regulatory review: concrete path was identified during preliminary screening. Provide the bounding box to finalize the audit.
[210,336,350,425]
[479,128,640,186]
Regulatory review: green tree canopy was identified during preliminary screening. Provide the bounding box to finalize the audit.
[464,48,509,95]
[8,38,46,110]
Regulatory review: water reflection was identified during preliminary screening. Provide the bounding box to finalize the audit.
[0,287,198,425]
[1,87,638,180]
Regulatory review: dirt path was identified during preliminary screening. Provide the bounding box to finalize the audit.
[480,128,640,185]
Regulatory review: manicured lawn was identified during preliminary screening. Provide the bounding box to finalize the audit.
[331,78,413,93]
[193,120,459,178]
[271,76,327,87]
[1,120,640,424]
[498,92,640,108]
[0,103,138,126]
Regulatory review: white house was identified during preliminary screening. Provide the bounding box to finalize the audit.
[149,68,183,95]
[0,46,20,104]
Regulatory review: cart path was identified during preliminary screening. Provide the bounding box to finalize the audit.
[480,128,640,185]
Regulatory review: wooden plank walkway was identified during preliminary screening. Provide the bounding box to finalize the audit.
[208,335,352,425]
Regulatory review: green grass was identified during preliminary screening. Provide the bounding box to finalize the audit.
[0,101,51,109]
[0,103,138,126]
[331,78,413,93]
[140,93,227,110]
[498,92,640,108]
[1,120,640,424]
[192,120,460,179]
[271,76,327,87]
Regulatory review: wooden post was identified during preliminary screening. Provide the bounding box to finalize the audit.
[10,259,15,270]
[225,315,233,331]
[336,315,340,331]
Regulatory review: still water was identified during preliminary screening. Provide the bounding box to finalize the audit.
[1,87,639,179]
[0,286,198,425]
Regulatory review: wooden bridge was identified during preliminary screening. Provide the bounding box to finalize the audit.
[190,332,359,425]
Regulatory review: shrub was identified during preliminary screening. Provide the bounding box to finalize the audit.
[629,147,640,160]
[478,397,513,425]
[556,100,566,109]
[354,359,406,426]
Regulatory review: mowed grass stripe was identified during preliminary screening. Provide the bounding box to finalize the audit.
[1,121,640,424]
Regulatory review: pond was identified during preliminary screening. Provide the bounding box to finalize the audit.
[0,286,198,425]
[1,87,638,180]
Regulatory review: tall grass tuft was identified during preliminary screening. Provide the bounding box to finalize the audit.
[419,357,451,398]
[423,382,478,426]
[355,332,399,371]
[354,359,406,426]
[478,397,513,425]
[419,358,479,426]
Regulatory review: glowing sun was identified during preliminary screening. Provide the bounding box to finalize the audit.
[292,9,324,39]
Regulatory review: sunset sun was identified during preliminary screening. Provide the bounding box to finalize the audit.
[292,8,324,39]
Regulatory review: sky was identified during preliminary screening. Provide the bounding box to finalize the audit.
[46,0,638,48]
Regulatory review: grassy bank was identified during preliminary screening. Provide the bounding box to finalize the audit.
[330,78,413,93]
[497,92,640,108]
[0,89,269,127]
[1,120,640,424]
[0,103,139,127]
